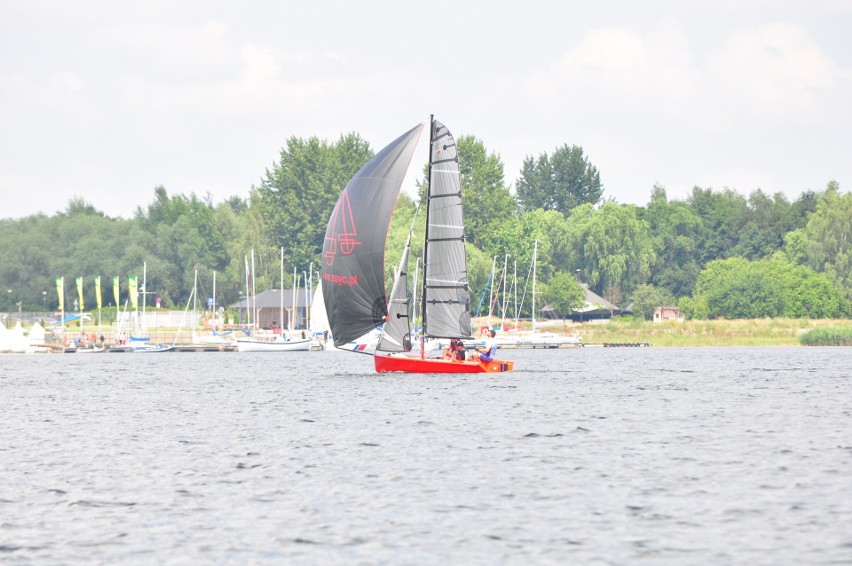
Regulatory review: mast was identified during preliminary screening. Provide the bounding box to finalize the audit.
[142,260,147,333]
[291,266,297,331]
[513,259,518,331]
[488,255,496,329]
[280,247,284,333]
[250,250,256,329]
[305,262,314,328]
[419,114,435,359]
[193,266,198,329]
[244,254,250,327]
[303,270,308,332]
[500,255,509,331]
[532,239,538,330]
[59,276,64,338]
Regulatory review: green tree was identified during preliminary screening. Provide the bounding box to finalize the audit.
[731,189,796,260]
[0,199,152,312]
[766,254,850,318]
[516,144,603,214]
[517,209,573,282]
[255,133,374,272]
[539,271,585,319]
[133,186,230,308]
[564,202,655,301]
[689,257,785,319]
[630,283,675,320]
[684,255,849,319]
[687,186,749,264]
[418,135,517,248]
[641,185,702,298]
[799,181,852,300]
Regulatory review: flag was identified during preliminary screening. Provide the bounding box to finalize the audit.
[76,276,84,311]
[129,276,138,309]
[113,276,120,307]
[56,276,64,311]
[95,276,102,310]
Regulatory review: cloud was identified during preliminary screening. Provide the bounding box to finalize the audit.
[1,2,850,219]
[524,20,849,130]
[706,22,851,124]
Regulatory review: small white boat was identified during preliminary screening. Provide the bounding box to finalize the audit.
[235,333,312,352]
[75,346,105,354]
[494,330,582,348]
[130,343,174,353]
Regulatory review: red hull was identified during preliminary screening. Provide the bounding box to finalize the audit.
[374,354,514,374]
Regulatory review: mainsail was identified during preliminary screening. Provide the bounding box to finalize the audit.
[321,124,424,347]
[422,119,470,339]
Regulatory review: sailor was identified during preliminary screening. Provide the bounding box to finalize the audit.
[472,329,497,362]
[443,338,465,361]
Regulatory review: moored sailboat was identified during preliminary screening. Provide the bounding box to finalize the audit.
[234,248,312,352]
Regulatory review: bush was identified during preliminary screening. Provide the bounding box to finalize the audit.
[799,326,852,346]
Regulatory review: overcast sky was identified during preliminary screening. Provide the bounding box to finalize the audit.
[2,1,850,220]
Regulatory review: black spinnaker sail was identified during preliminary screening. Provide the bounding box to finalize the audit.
[321,124,424,347]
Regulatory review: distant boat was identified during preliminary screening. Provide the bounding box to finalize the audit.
[234,247,312,353]
[235,334,312,352]
[128,336,173,353]
[75,346,105,354]
[488,239,582,348]
[185,268,234,348]
[192,330,234,347]
[130,343,174,353]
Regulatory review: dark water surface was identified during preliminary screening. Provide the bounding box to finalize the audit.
[1,347,851,564]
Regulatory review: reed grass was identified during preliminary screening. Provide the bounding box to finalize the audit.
[494,317,852,347]
[798,326,852,346]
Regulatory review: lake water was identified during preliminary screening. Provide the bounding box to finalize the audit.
[1,347,850,564]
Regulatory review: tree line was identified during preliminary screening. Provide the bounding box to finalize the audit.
[1,131,849,320]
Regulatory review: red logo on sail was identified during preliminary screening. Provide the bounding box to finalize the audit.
[324,188,361,266]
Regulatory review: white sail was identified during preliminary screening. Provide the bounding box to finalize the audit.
[422,119,470,339]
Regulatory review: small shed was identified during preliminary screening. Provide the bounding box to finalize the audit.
[653,306,683,322]
[542,284,622,322]
[230,288,312,330]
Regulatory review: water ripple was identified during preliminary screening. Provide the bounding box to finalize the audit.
[0,347,850,563]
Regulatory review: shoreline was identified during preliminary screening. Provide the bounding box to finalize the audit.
[479,317,852,348]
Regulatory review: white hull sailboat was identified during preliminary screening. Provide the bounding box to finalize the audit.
[235,247,313,353]
[485,239,581,348]
[235,335,312,352]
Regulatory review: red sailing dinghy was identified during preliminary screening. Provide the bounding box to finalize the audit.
[320,117,514,374]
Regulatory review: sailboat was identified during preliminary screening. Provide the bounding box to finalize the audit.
[488,239,582,349]
[235,248,312,353]
[320,117,513,373]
